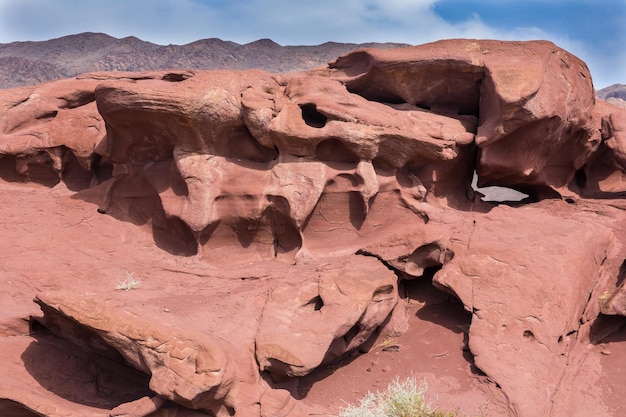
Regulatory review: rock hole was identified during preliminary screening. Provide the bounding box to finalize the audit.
[472,170,529,202]
[93,156,114,184]
[402,274,483,376]
[299,103,327,128]
[151,197,199,257]
[3,152,61,188]
[262,358,294,382]
[349,191,366,230]
[523,330,535,341]
[395,166,421,188]
[25,319,153,408]
[59,92,96,109]
[590,314,626,344]
[334,173,362,188]
[402,243,453,278]
[162,72,191,82]
[343,81,406,104]
[0,154,23,182]
[26,159,61,187]
[305,295,324,311]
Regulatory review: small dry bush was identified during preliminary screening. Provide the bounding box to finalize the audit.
[115,271,141,291]
[339,377,458,417]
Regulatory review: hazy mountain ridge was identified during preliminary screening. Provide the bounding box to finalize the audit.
[0,32,406,89]
[597,83,626,109]
[597,83,626,100]
[1,32,623,97]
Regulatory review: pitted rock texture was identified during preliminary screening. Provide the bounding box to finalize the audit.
[1,39,626,417]
[91,68,475,263]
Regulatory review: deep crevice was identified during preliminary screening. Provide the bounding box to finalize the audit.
[35,110,58,120]
[574,168,587,190]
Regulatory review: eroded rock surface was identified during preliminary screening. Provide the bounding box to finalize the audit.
[328,40,599,195]
[1,39,626,417]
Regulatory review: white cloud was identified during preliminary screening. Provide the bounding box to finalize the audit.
[0,0,597,48]
[0,0,622,86]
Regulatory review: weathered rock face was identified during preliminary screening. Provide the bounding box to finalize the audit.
[329,40,599,195]
[582,99,626,196]
[255,257,397,379]
[0,77,105,188]
[91,68,475,263]
[1,39,626,417]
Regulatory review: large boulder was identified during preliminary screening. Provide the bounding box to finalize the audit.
[255,256,397,378]
[328,39,599,196]
[580,99,626,196]
[435,204,614,416]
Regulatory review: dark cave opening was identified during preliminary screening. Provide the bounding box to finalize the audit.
[299,103,328,128]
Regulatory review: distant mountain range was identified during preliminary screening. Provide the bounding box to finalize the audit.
[0,32,624,104]
[0,32,406,89]
[597,84,626,109]
[597,84,626,100]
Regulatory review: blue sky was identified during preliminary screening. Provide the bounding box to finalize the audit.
[0,0,623,88]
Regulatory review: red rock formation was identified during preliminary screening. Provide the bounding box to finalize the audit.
[329,40,599,195]
[1,39,626,417]
[582,99,626,196]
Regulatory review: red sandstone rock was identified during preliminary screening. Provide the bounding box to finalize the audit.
[601,279,626,316]
[436,204,614,416]
[1,39,626,417]
[255,257,397,379]
[328,39,599,196]
[0,78,104,188]
[91,68,475,263]
[582,99,626,196]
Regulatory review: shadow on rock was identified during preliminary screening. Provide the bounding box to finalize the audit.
[0,399,41,417]
[21,326,153,410]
